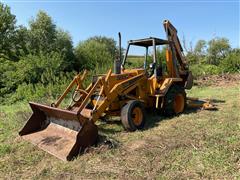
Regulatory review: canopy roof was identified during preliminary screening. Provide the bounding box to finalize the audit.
[128,37,169,47]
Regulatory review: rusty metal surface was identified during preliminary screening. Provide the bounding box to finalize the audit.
[67,120,98,160]
[19,103,47,136]
[30,102,79,121]
[19,102,82,136]
[19,102,98,161]
[184,71,193,90]
[187,97,217,110]
[80,108,92,119]
[21,121,98,161]
[22,123,78,161]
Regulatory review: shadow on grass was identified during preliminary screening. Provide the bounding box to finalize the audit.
[95,118,123,149]
[96,98,225,134]
[98,118,123,135]
[144,98,225,130]
[85,98,226,153]
[209,99,225,103]
[143,108,199,131]
[81,133,119,156]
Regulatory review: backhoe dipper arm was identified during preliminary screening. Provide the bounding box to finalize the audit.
[163,20,188,71]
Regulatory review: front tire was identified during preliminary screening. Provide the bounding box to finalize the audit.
[121,100,146,131]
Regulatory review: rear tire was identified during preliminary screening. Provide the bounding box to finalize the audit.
[121,100,146,131]
[163,85,186,116]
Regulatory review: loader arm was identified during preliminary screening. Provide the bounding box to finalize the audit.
[91,72,146,121]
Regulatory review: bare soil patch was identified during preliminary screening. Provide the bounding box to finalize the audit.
[195,73,240,87]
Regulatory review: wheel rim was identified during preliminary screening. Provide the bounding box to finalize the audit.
[131,107,143,126]
[173,94,185,114]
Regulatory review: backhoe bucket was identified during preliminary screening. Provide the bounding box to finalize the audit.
[187,97,217,110]
[19,102,98,161]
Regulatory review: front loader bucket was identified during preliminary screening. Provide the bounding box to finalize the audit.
[19,102,98,161]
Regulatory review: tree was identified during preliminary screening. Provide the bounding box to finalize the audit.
[220,48,240,73]
[28,11,75,71]
[75,36,117,71]
[29,11,57,53]
[55,29,75,71]
[14,25,30,57]
[207,37,230,65]
[29,10,57,53]
[194,40,207,56]
[182,35,198,64]
[87,36,117,57]
[0,3,17,60]
[189,40,207,64]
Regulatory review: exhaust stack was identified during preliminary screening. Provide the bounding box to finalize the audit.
[114,32,121,74]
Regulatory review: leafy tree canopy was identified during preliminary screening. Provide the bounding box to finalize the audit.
[207,37,230,65]
[0,3,17,60]
[75,36,117,72]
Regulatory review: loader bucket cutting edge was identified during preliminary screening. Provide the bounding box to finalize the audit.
[19,102,98,161]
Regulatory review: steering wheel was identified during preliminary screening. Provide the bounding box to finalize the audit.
[147,63,155,78]
[72,89,88,102]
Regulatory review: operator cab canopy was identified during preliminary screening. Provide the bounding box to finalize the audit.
[128,37,169,47]
[122,37,169,77]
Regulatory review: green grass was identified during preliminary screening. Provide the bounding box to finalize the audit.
[0,82,239,179]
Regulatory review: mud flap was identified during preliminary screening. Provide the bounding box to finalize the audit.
[19,102,98,161]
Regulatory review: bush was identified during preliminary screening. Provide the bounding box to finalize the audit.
[190,64,222,77]
[0,52,67,94]
[220,50,240,73]
[4,72,74,104]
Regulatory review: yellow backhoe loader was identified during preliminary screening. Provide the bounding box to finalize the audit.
[19,20,211,161]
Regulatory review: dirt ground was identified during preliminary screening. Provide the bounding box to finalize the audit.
[195,73,240,87]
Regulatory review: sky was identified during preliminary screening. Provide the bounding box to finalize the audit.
[2,0,240,54]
